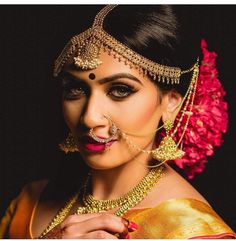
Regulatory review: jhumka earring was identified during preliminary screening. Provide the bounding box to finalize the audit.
[59,133,79,154]
[59,115,85,153]
[151,119,185,162]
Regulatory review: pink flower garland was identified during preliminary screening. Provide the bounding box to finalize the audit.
[172,39,228,179]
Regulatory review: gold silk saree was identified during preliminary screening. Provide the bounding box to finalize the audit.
[0,180,235,239]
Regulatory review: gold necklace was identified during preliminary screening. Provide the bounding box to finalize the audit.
[39,166,164,238]
[77,166,164,216]
[38,194,78,238]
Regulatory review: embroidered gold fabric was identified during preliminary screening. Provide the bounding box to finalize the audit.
[54,5,197,85]
[123,198,236,239]
[40,198,236,239]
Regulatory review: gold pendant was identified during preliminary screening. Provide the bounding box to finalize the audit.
[74,42,102,70]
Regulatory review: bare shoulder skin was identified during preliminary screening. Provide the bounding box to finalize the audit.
[134,164,209,209]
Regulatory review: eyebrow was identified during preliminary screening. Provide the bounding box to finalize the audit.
[62,72,143,86]
[98,73,143,85]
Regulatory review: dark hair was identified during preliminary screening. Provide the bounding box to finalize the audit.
[103,5,201,95]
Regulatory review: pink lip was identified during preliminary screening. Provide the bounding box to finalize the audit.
[78,135,117,152]
[84,141,114,151]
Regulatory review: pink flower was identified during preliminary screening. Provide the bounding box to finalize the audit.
[170,39,228,179]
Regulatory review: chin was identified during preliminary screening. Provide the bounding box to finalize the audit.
[84,159,122,170]
[79,152,125,170]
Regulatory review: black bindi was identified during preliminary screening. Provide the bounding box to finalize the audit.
[89,73,96,80]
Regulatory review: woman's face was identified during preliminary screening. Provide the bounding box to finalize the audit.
[61,51,175,170]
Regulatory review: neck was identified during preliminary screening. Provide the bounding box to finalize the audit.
[90,154,152,200]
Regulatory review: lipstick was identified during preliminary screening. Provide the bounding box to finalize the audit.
[79,136,116,152]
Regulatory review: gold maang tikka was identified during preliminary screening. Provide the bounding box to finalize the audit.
[54,5,197,85]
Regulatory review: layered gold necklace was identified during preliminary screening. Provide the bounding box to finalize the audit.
[77,166,164,216]
[39,166,164,238]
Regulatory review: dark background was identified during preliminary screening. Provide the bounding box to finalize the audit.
[0,5,235,231]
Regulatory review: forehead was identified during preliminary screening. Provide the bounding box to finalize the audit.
[62,50,150,83]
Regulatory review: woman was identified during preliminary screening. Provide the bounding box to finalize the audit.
[0,5,235,239]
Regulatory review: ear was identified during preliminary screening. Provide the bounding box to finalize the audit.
[161,91,182,122]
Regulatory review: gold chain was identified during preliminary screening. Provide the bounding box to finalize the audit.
[38,166,164,238]
[38,194,78,238]
[77,166,164,216]
[92,5,117,29]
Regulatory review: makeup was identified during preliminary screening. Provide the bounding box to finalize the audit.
[89,73,96,80]
[79,136,116,152]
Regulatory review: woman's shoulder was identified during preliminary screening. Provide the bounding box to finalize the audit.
[4,179,49,217]
[137,164,208,209]
[14,179,49,222]
[158,164,209,203]
[0,179,49,238]
[124,165,236,239]
[12,179,49,211]
[19,179,49,199]
[125,197,236,239]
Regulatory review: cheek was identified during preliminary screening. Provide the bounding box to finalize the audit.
[115,90,162,133]
[62,101,82,129]
[134,97,158,124]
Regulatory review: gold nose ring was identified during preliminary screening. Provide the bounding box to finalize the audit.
[89,123,118,143]
[89,115,118,143]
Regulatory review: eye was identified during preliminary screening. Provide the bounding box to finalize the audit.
[63,86,87,100]
[108,84,136,99]
[61,74,89,101]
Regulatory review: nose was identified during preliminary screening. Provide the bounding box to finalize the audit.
[80,92,108,132]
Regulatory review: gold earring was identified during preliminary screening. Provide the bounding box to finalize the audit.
[151,119,185,162]
[59,133,79,154]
